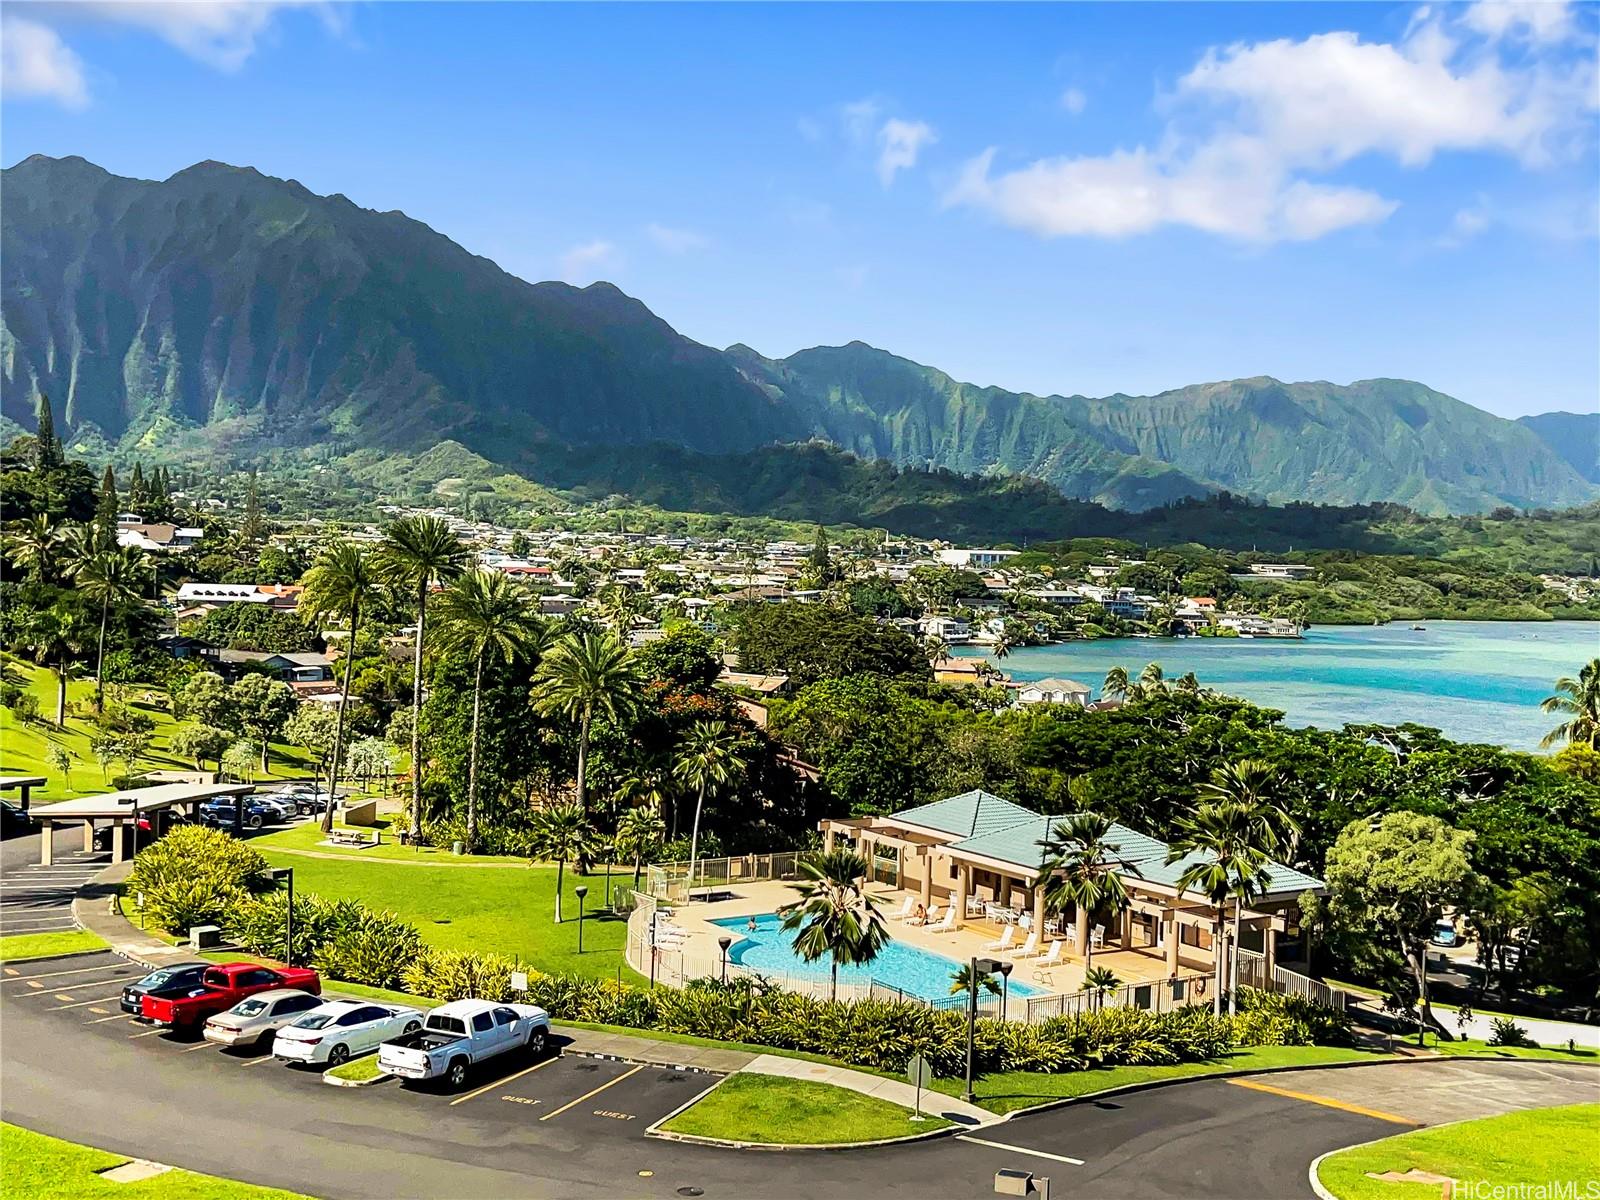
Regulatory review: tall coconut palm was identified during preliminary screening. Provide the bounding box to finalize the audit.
[25,604,87,726]
[529,802,602,923]
[299,544,379,832]
[532,631,641,816]
[1137,661,1167,696]
[1102,665,1131,702]
[617,757,674,835]
[375,515,470,842]
[778,849,888,1000]
[433,570,544,851]
[71,545,149,714]
[1165,801,1269,1015]
[615,805,667,888]
[992,632,1014,661]
[1540,659,1600,749]
[923,636,950,668]
[1035,813,1142,980]
[674,719,750,902]
[5,515,64,583]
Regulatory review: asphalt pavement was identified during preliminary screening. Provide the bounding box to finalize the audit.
[0,826,109,936]
[3,950,1596,1199]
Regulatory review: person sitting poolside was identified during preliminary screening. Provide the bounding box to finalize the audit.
[911,903,927,924]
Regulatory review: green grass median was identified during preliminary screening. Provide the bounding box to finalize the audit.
[659,1074,950,1143]
[1,1122,311,1199]
[0,929,109,962]
[1315,1104,1600,1200]
[325,1054,387,1083]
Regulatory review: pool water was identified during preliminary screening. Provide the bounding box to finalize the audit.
[709,912,1040,1001]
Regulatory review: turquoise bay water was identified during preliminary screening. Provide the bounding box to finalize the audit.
[959,621,1598,752]
[710,912,1040,1000]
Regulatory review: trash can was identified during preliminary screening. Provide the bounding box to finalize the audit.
[452,841,464,856]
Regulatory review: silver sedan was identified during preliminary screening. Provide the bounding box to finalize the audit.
[203,989,325,1050]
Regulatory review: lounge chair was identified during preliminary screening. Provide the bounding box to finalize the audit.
[984,925,1017,953]
[1004,930,1041,959]
[1033,939,1065,970]
[912,903,940,927]
[887,897,915,922]
[927,907,958,934]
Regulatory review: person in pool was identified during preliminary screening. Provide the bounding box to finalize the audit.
[747,916,758,933]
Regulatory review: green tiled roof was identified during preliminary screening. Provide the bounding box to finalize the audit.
[890,795,1326,895]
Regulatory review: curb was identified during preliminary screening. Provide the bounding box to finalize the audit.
[322,1063,393,1088]
[565,1048,721,1075]
[0,947,108,967]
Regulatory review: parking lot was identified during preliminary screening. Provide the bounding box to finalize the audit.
[0,950,720,1144]
[0,830,107,936]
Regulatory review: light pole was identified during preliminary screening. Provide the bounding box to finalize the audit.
[717,934,732,983]
[998,960,1013,1022]
[267,866,294,965]
[965,955,1004,1103]
[575,885,588,954]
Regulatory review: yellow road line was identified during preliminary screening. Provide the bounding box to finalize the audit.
[49,994,126,1010]
[3,964,126,983]
[128,1027,169,1039]
[539,1063,644,1122]
[3,968,16,976]
[1226,1078,1420,1125]
[179,1041,218,1054]
[86,1013,129,1024]
[239,1054,278,1067]
[448,1054,560,1107]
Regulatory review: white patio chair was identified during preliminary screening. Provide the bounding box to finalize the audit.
[984,924,1017,953]
[1091,925,1105,950]
[887,896,915,921]
[928,907,958,934]
[1063,923,1077,947]
[1031,939,1065,976]
[1004,930,1041,959]
[913,903,941,926]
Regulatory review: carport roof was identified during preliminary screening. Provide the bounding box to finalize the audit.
[32,783,254,819]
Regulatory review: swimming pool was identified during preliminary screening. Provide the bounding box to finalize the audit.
[709,912,1040,1001]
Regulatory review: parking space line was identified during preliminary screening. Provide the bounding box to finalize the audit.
[179,1041,218,1054]
[86,1013,130,1024]
[2,964,128,983]
[448,1054,561,1106]
[128,1027,169,1039]
[1,968,14,976]
[956,1136,1086,1166]
[50,994,126,1010]
[1225,1078,1420,1125]
[539,1063,644,1122]
[238,1053,277,1066]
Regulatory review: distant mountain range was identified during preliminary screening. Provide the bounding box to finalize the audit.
[3,154,1595,515]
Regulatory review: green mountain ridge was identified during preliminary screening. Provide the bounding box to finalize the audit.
[3,154,1595,516]
[1518,411,1600,485]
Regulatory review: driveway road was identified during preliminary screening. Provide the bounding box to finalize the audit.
[3,952,1596,1200]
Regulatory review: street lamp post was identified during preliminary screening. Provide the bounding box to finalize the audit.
[575,885,588,954]
[267,867,294,965]
[998,960,1013,1023]
[717,934,732,983]
[965,955,1004,1103]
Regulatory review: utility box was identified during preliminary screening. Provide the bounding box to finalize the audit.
[189,925,222,950]
[995,1170,1032,1196]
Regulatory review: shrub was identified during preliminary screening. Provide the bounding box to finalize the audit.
[420,816,533,858]
[315,909,426,991]
[401,948,521,1002]
[1230,988,1354,1048]
[1488,1017,1537,1048]
[126,825,268,933]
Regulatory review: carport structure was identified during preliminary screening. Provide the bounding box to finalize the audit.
[31,782,256,864]
[0,775,48,813]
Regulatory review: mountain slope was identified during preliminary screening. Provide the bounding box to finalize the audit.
[1519,411,1600,485]
[3,155,1593,515]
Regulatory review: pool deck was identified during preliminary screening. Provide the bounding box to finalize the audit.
[670,881,1208,999]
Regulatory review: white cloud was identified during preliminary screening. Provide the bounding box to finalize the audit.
[946,12,1595,243]
[557,240,619,284]
[70,1,330,71]
[1460,0,1578,46]
[1060,87,1087,115]
[1,14,88,107]
[839,97,883,145]
[876,118,937,186]
[645,223,710,254]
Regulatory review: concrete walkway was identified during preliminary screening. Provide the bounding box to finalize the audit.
[1349,995,1600,1050]
[743,1052,996,1126]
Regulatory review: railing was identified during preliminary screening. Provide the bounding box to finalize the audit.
[645,852,810,903]
[1022,971,1212,1023]
[1272,965,1348,1011]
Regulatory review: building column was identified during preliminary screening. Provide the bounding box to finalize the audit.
[38,821,54,866]
[1263,925,1277,978]
[1117,909,1132,949]
[1032,881,1046,934]
[823,826,836,853]
[83,820,97,853]
[1074,906,1090,959]
[111,820,127,862]
[999,876,1012,910]
[1165,912,1180,975]
[954,863,970,928]
[920,853,933,908]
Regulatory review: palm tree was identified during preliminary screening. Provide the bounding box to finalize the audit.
[615,805,667,888]
[5,515,63,583]
[71,545,148,714]
[434,570,544,851]
[1035,813,1142,980]
[778,849,888,1000]
[617,757,674,835]
[25,604,87,726]
[1540,659,1600,749]
[529,802,601,923]
[992,632,1014,661]
[1083,965,1122,1011]
[674,719,750,902]
[532,631,641,816]
[1137,661,1167,696]
[598,583,642,637]
[1165,801,1269,1016]
[375,515,469,843]
[923,636,950,668]
[950,961,1001,998]
[299,544,379,832]
[1102,665,1131,702]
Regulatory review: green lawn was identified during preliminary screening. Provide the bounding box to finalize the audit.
[254,849,641,981]
[1316,1104,1600,1200]
[1,1122,312,1200]
[931,1044,1397,1115]
[252,815,528,865]
[325,1055,386,1083]
[0,929,109,962]
[0,659,316,803]
[1427,1037,1598,1062]
[659,1074,950,1143]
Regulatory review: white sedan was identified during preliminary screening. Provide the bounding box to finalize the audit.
[272,1000,423,1067]
[204,989,324,1050]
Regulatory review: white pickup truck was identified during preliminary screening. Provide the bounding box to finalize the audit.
[376,998,550,1089]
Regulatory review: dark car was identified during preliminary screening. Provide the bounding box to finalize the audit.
[1,800,35,840]
[121,961,211,1016]
[198,798,279,832]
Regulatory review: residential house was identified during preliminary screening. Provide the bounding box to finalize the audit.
[1013,677,1092,707]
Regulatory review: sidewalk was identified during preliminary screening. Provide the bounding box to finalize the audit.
[72,860,202,970]
[1348,995,1600,1050]
[743,1053,995,1126]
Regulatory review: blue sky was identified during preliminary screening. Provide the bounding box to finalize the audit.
[3,1,1597,417]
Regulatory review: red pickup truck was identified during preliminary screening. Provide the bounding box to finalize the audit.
[139,962,321,1028]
